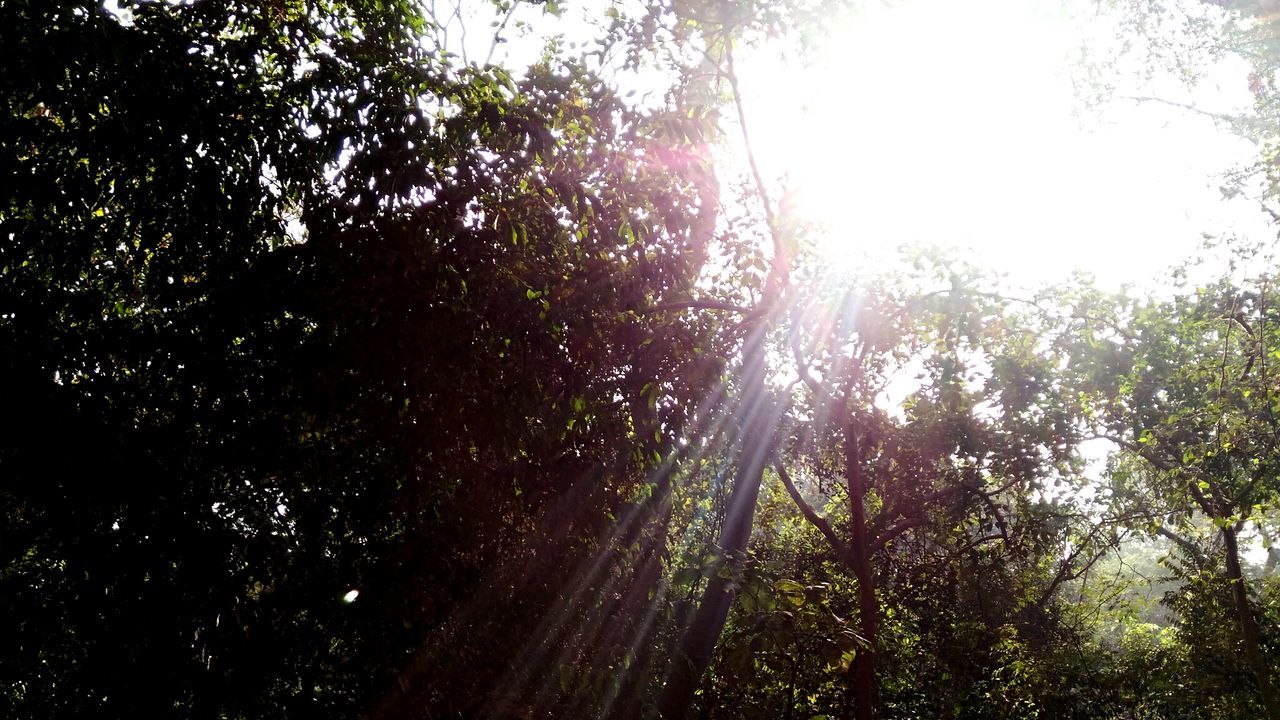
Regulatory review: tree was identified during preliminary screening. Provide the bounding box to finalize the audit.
[1066,261,1280,719]
[773,264,1088,719]
[1,2,728,717]
[13,1,1280,719]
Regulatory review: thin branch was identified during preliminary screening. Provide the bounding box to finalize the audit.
[789,322,838,408]
[873,484,970,552]
[640,299,753,315]
[1086,433,1176,472]
[483,1,520,66]
[951,533,1006,556]
[1157,526,1207,563]
[974,486,1012,546]
[871,516,928,552]
[724,42,786,299]
[452,0,468,65]
[774,461,853,565]
[1119,94,1250,127]
[1034,522,1129,610]
[1218,295,1238,404]
[1091,433,1224,515]
[1036,544,1113,610]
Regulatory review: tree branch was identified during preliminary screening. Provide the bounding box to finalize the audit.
[1157,526,1207,562]
[640,299,754,315]
[872,516,928,552]
[1087,433,1176,472]
[774,461,853,565]
[871,483,973,552]
[483,1,519,66]
[789,323,839,408]
[1119,94,1251,127]
[724,42,787,301]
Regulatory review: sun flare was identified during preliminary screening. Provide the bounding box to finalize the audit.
[741,0,1262,289]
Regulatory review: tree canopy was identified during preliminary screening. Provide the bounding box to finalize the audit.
[3,1,1280,719]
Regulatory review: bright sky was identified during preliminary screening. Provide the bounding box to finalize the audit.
[738,0,1270,291]
[440,0,1270,291]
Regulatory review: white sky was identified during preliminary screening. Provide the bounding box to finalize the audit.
[736,0,1272,291]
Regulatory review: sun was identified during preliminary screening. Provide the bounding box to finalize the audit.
[738,0,1262,290]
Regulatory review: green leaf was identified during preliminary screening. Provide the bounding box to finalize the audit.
[671,567,700,588]
[774,579,807,608]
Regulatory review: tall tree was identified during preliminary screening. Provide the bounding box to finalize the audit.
[1067,264,1280,719]
[775,266,1086,719]
[1,2,727,717]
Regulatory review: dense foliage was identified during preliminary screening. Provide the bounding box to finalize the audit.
[2,1,1279,719]
[2,1,726,717]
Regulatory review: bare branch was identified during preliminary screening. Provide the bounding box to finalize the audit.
[872,484,972,552]
[1087,433,1177,472]
[1034,521,1127,610]
[952,533,1006,556]
[1119,94,1251,128]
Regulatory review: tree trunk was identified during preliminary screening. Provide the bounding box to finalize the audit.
[658,329,776,720]
[1222,525,1280,720]
[845,426,879,720]
[1259,527,1279,577]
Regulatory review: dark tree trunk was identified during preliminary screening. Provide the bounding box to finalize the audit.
[657,329,777,719]
[845,427,879,720]
[1222,525,1280,720]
